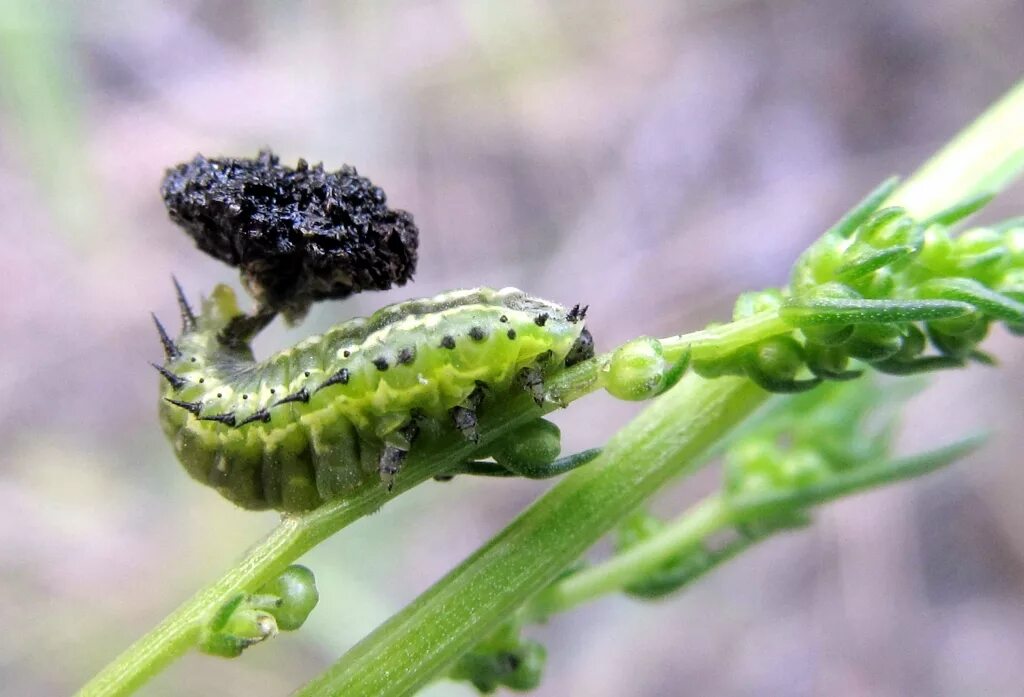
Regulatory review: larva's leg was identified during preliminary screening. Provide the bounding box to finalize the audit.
[450,406,479,443]
[377,417,422,491]
[378,446,407,491]
[449,382,488,443]
[517,367,545,405]
[309,418,365,502]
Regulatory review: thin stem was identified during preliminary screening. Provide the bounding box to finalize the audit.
[523,494,731,620]
[521,436,981,622]
[662,311,791,362]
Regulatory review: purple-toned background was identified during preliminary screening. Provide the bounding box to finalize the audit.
[1,2,1022,695]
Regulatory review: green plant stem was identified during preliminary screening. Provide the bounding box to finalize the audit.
[295,78,1024,697]
[663,311,791,362]
[297,376,767,697]
[521,435,981,621]
[892,79,1024,217]
[523,494,731,620]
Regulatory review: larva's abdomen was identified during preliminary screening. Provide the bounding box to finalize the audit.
[156,286,591,512]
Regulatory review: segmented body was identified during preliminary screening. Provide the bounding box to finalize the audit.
[157,285,591,511]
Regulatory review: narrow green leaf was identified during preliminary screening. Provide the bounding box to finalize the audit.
[835,245,916,282]
[916,277,1024,322]
[728,435,985,517]
[920,190,997,227]
[781,297,973,325]
[829,177,902,239]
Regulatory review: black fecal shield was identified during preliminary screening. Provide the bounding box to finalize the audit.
[161,149,419,322]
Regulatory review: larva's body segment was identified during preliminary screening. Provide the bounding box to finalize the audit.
[157,285,591,511]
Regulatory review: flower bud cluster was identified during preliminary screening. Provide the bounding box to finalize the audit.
[691,182,1024,393]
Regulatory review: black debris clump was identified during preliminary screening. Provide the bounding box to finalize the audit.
[161,149,419,322]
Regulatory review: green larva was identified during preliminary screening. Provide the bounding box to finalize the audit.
[154,282,593,512]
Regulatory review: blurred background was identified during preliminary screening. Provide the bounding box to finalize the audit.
[1,1,1023,695]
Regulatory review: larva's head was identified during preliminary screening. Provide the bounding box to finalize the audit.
[161,150,419,323]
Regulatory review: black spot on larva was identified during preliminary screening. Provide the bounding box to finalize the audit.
[275,388,310,406]
[151,313,180,361]
[201,412,237,427]
[343,350,351,358]
[270,388,276,394]
[499,315,509,323]
[199,378,205,384]
[190,357,197,363]
[238,408,272,426]
[316,368,350,393]
[566,304,588,323]
[151,363,185,390]
[304,371,311,377]
[440,335,456,349]
[216,393,223,398]
[242,394,249,400]
[469,326,487,341]
[507,328,517,340]
[373,357,390,371]
[165,397,203,416]
[161,149,419,322]
[534,313,549,327]
[397,346,416,365]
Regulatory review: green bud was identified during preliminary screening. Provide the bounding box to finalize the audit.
[801,323,854,346]
[258,565,319,631]
[887,324,926,362]
[929,310,984,336]
[780,449,830,488]
[604,337,669,401]
[845,324,903,362]
[917,226,955,274]
[492,419,562,477]
[927,319,989,359]
[805,343,857,379]
[745,336,804,380]
[500,640,547,691]
[858,207,911,247]
[725,440,785,494]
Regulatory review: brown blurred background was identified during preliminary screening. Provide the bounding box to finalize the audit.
[1,1,1023,695]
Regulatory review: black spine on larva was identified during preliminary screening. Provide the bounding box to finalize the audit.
[172,276,198,332]
[160,149,419,321]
